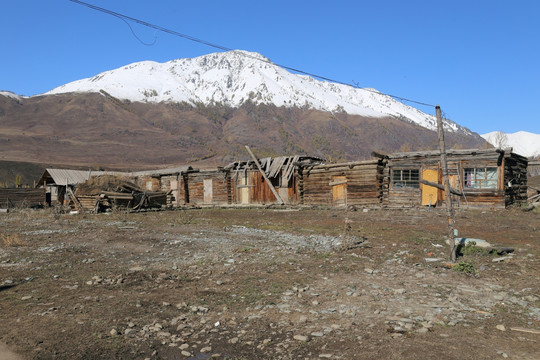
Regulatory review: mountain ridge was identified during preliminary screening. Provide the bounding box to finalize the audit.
[44,50,469,135]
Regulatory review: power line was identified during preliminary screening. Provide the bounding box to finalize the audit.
[68,0,437,109]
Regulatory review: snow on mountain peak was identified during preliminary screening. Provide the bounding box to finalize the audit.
[482,131,540,158]
[0,91,25,100]
[44,50,466,133]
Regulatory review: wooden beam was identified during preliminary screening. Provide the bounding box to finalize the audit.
[245,146,284,205]
[67,187,82,211]
[419,179,462,196]
[371,151,389,159]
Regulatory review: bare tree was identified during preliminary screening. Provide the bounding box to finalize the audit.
[492,131,508,149]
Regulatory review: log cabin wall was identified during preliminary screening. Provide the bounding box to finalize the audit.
[0,188,47,208]
[184,170,230,206]
[528,160,540,177]
[230,170,278,205]
[384,149,528,209]
[299,160,384,207]
[134,176,160,192]
[159,175,175,192]
[504,153,528,206]
[226,156,323,206]
[384,158,423,208]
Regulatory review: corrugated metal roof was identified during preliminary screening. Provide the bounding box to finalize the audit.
[38,166,194,186]
[39,169,130,186]
[42,169,94,186]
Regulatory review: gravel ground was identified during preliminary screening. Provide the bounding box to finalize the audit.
[0,206,539,359]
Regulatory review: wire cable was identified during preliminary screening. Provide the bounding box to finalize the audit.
[116,16,156,46]
[68,0,437,109]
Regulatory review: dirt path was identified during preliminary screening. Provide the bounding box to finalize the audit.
[0,344,23,360]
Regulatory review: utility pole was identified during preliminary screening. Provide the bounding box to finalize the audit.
[436,106,457,262]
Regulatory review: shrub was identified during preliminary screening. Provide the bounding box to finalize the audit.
[459,241,490,256]
[452,262,477,275]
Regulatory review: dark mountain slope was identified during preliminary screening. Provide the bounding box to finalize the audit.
[0,93,488,169]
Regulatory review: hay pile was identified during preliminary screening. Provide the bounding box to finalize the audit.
[76,175,143,196]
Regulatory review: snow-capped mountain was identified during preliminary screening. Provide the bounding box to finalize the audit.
[0,91,25,101]
[45,50,468,134]
[482,131,540,158]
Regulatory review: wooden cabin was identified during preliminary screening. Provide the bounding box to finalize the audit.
[225,156,324,205]
[297,159,385,207]
[383,148,528,208]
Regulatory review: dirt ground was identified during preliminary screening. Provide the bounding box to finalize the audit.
[1,206,539,360]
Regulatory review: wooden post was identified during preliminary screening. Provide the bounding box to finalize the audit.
[436,106,457,262]
[245,146,284,205]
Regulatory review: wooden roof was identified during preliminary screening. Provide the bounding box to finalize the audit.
[388,147,524,160]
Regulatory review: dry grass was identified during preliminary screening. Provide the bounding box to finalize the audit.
[0,232,24,247]
[76,175,141,195]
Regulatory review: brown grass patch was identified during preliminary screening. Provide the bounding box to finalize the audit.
[0,233,24,247]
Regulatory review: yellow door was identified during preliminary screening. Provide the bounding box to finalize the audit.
[421,169,439,206]
[331,176,347,206]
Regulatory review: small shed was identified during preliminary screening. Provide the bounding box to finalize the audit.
[37,169,107,205]
[225,156,324,205]
[383,148,528,208]
[298,159,385,207]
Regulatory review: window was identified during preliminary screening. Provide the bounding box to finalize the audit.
[392,169,420,188]
[464,167,497,189]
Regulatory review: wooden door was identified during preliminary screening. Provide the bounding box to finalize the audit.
[421,169,438,206]
[331,176,347,206]
[170,179,179,206]
[203,178,213,204]
[239,176,249,204]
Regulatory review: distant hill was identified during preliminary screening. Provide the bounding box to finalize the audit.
[0,160,45,187]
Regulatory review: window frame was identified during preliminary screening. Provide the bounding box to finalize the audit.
[463,167,498,189]
[391,168,420,189]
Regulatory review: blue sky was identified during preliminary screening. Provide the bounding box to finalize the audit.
[2,0,539,134]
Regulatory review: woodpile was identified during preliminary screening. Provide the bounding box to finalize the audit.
[73,175,168,212]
